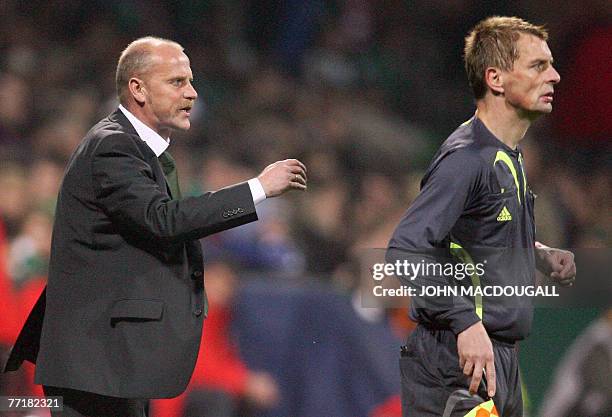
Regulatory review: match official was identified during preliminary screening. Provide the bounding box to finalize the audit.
[387,17,576,416]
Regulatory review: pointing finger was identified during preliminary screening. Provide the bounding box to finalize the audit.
[485,360,496,398]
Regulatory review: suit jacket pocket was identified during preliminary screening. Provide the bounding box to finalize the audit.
[110,299,164,324]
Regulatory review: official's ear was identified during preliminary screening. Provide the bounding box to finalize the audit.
[484,67,504,96]
[128,78,147,104]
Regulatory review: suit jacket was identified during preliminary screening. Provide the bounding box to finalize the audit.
[3,109,258,398]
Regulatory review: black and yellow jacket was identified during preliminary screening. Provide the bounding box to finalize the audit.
[388,115,536,343]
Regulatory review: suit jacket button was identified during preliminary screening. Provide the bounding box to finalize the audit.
[192,270,202,278]
[194,308,203,317]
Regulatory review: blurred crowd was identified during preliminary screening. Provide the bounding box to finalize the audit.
[0,1,609,416]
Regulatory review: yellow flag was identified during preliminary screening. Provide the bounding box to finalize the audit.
[463,399,499,417]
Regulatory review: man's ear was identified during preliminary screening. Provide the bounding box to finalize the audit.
[128,78,147,105]
[484,67,504,96]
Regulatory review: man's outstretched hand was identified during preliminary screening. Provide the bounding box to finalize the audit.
[258,159,307,197]
[457,321,496,398]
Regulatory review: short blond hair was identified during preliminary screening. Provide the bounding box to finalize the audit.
[464,16,548,99]
[115,36,184,104]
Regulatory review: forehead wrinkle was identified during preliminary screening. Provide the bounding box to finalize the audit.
[147,51,192,79]
[164,64,193,80]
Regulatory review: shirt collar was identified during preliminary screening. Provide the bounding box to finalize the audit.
[473,115,520,156]
[118,104,169,157]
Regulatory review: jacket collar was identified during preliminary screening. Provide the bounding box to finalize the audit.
[473,115,521,156]
[110,105,170,157]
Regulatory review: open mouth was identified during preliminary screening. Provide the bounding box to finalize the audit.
[541,92,554,102]
[180,106,192,115]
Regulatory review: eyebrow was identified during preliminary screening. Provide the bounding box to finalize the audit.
[169,75,194,81]
[529,57,554,65]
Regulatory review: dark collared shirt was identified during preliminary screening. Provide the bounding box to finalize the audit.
[388,115,536,342]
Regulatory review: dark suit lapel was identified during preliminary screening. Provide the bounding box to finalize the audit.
[108,108,138,137]
[108,109,173,197]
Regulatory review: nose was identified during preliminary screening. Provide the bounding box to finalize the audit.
[549,65,561,85]
[185,81,197,100]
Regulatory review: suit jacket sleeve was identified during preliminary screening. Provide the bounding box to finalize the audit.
[92,133,258,244]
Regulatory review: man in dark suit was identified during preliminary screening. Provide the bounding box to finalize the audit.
[3,36,307,417]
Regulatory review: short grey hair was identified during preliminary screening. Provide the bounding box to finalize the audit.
[115,36,184,104]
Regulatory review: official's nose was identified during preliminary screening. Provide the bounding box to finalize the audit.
[549,66,561,84]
